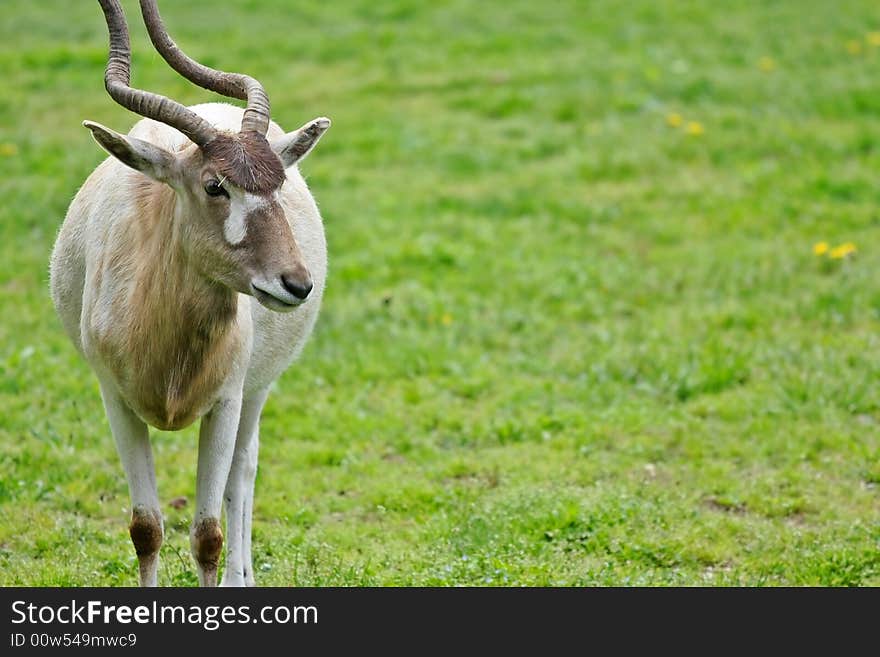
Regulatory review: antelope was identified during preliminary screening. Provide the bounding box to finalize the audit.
[49,0,330,586]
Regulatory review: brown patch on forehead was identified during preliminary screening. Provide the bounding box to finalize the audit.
[201,130,285,194]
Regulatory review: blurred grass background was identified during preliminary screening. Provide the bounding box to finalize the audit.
[0,0,878,585]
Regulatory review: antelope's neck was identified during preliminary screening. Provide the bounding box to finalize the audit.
[92,180,242,430]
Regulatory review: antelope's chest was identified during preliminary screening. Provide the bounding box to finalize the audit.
[87,299,245,431]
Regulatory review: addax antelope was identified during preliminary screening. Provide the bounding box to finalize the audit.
[50,0,330,586]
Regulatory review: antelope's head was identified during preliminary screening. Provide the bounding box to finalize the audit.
[86,0,329,311]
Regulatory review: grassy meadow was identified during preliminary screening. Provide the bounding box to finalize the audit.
[1,0,879,585]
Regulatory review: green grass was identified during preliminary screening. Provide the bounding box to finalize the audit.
[1,0,879,586]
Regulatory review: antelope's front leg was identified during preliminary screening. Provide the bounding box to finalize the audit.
[99,382,162,587]
[192,397,242,586]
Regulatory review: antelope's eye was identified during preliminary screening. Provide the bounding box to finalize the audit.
[204,179,228,198]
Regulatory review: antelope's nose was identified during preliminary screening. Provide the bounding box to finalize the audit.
[281,272,313,301]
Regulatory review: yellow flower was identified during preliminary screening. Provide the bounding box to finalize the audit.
[758,56,776,72]
[812,241,829,256]
[867,32,880,47]
[846,40,863,55]
[666,112,683,128]
[0,143,18,157]
[829,242,857,259]
[441,313,453,326]
[685,121,704,136]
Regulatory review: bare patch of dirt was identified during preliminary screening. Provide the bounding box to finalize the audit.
[168,496,188,510]
[703,496,748,515]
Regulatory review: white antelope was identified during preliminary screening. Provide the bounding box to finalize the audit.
[50,0,330,586]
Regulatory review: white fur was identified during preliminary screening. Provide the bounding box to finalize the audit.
[50,103,328,587]
[225,191,268,246]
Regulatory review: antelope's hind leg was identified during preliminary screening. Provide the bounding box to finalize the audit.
[99,382,163,587]
[221,388,269,587]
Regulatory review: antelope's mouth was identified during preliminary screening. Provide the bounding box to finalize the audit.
[251,284,300,313]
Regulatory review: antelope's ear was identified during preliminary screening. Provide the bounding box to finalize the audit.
[83,120,177,183]
[271,117,330,168]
